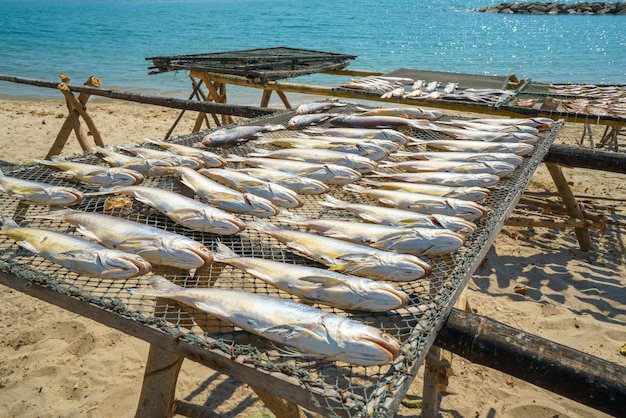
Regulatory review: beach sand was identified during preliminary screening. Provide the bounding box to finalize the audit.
[0,98,624,417]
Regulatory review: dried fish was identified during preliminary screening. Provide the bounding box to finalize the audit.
[143,138,227,167]
[235,168,330,195]
[371,171,500,187]
[202,124,285,148]
[362,180,490,201]
[0,169,84,206]
[247,148,378,174]
[128,276,401,366]
[34,156,144,186]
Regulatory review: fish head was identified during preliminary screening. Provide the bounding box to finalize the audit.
[108,168,145,185]
[242,194,279,217]
[201,209,246,235]
[350,281,410,311]
[97,251,152,279]
[323,316,401,366]
[47,187,84,206]
[161,236,214,268]
[377,253,432,281]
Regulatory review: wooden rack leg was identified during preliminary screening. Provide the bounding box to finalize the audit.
[46,75,102,159]
[135,344,185,418]
[421,346,443,418]
[544,162,593,251]
[56,82,105,152]
[250,387,306,418]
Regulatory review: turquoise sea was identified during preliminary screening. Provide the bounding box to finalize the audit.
[0,0,625,104]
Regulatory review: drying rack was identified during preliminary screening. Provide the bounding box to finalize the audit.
[0,105,560,417]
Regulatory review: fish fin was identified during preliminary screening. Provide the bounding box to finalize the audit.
[247,148,270,157]
[344,184,366,193]
[74,225,103,243]
[0,216,19,230]
[213,242,239,261]
[378,198,398,207]
[265,124,286,132]
[15,240,39,254]
[246,219,277,231]
[298,275,346,287]
[260,323,323,341]
[127,276,180,297]
[319,195,348,209]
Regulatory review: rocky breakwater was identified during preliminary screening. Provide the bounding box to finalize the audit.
[477,1,626,14]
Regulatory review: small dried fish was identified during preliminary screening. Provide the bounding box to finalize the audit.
[408,139,535,155]
[247,148,378,174]
[379,160,516,177]
[400,151,524,167]
[36,209,213,269]
[345,184,487,220]
[227,155,362,185]
[288,113,336,129]
[320,195,477,234]
[213,243,409,312]
[295,101,347,115]
[248,220,432,282]
[304,127,411,144]
[87,186,246,235]
[277,214,466,256]
[202,124,285,148]
[235,168,330,195]
[34,156,144,186]
[199,168,302,208]
[143,138,227,167]
[371,171,500,187]
[128,276,401,366]
[92,146,175,176]
[116,144,205,169]
[362,180,490,201]
[253,136,390,161]
[1,216,151,279]
[164,167,279,217]
[0,169,84,206]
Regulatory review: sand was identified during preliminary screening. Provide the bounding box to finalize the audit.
[0,98,624,418]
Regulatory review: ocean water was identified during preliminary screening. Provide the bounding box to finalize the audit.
[0,0,625,104]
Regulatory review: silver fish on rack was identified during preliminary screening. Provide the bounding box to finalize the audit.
[248,220,432,282]
[400,151,524,167]
[87,186,246,235]
[247,148,378,174]
[355,106,444,120]
[378,160,516,177]
[0,169,84,206]
[128,276,401,366]
[320,195,477,235]
[143,138,227,168]
[277,214,466,256]
[295,101,347,115]
[345,184,487,220]
[116,144,206,169]
[252,136,391,161]
[35,209,214,270]
[288,113,336,129]
[407,139,535,155]
[92,146,175,176]
[199,168,303,208]
[162,167,279,217]
[362,180,490,201]
[34,156,144,186]
[371,171,501,187]
[213,243,409,312]
[235,168,330,195]
[304,127,411,144]
[0,216,151,279]
[202,124,285,148]
[227,155,362,185]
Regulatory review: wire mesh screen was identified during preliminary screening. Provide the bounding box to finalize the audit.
[0,104,560,417]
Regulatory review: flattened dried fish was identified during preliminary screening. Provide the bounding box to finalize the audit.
[34,156,144,186]
[0,169,84,206]
[202,124,285,148]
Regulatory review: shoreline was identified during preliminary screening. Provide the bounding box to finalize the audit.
[0,97,625,417]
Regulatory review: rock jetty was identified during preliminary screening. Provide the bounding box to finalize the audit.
[477,1,626,14]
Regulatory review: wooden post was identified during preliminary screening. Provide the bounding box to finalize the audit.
[192,71,234,126]
[544,162,593,251]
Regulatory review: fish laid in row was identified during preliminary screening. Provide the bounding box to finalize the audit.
[37,209,213,270]
[202,124,285,148]
[304,127,411,145]
[227,155,362,185]
[288,113,337,129]
[320,196,477,235]
[116,144,205,170]
[143,138,227,168]
[354,107,444,120]
[407,139,535,155]
[247,148,378,174]
[88,186,246,235]
[248,220,431,282]
[160,167,279,217]
[295,101,347,115]
[0,169,84,206]
[379,159,515,177]
[93,146,175,176]
[236,167,329,195]
[401,151,524,167]
[213,243,409,312]
[0,216,151,279]
[371,171,500,187]
[277,214,466,256]
[253,136,392,161]
[199,168,303,209]
[362,180,490,202]
[34,156,144,187]
[346,185,487,220]
[128,276,401,366]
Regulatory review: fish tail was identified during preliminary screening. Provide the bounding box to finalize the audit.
[0,216,19,230]
[246,219,278,232]
[225,154,246,163]
[127,276,181,297]
[274,211,307,225]
[247,148,270,157]
[265,124,286,132]
[142,137,164,146]
[344,184,366,193]
[319,195,349,209]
